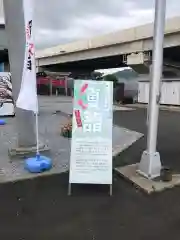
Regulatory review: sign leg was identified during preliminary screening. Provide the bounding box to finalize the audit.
[68,183,72,196]
[109,184,112,196]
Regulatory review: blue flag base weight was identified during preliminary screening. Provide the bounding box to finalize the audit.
[0,119,6,125]
[25,154,52,173]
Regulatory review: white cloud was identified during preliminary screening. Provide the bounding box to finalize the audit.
[1,0,180,49]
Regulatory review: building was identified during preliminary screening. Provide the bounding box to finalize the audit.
[0,23,9,71]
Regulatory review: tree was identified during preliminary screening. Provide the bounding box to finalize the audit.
[104,74,118,87]
[91,71,103,80]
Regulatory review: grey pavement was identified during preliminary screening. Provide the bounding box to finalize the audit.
[0,96,142,183]
[1,104,180,239]
[39,96,135,115]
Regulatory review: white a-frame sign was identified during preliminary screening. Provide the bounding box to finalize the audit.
[69,80,113,195]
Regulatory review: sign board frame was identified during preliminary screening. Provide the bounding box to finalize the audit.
[68,80,113,196]
[0,72,15,117]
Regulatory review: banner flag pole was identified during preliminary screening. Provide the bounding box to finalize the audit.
[16,0,52,173]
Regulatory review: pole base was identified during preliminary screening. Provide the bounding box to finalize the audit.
[25,155,52,173]
[9,143,50,158]
[137,151,162,179]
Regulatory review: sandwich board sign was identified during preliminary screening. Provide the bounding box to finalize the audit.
[69,80,113,195]
[0,72,15,117]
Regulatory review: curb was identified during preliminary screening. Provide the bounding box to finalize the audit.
[115,103,180,113]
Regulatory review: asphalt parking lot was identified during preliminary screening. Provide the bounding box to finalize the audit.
[1,108,180,239]
[114,108,180,172]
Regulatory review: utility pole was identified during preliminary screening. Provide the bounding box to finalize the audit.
[138,0,166,179]
[3,0,36,147]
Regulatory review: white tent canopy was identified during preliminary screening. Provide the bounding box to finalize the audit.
[95,67,131,77]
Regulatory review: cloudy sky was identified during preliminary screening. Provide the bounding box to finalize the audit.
[1,0,180,49]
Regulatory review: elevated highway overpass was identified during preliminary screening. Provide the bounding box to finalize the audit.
[36,16,180,75]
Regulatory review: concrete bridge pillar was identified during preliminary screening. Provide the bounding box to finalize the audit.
[3,0,36,147]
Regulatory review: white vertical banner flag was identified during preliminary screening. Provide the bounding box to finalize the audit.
[16,0,38,113]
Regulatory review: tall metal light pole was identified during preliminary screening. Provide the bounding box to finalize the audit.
[3,0,36,148]
[138,0,166,179]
